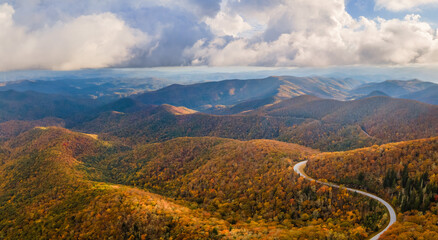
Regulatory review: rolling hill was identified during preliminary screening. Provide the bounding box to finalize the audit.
[134,76,363,110]
[77,94,438,151]
[75,103,291,145]
[350,79,436,97]
[1,76,437,238]
[78,133,387,239]
[359,90,389,99]
[0,77,170,101]
[0,90,94,123]
[205,96,277,115]
[0,127,388,239]
[349,79,438,105]
[259,95,438,150]
[0,127,281,239]
[401,84,438,105]
[0,118,65,142]
[306,137,438,239]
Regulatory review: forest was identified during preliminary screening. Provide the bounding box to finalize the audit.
[306,137,438,239]
[1,0,438,237]
[0,127,389,239]
[0,82,437,239]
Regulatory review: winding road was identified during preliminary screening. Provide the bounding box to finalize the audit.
[294,161,397,240]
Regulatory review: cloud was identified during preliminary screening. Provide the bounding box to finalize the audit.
[1,0,438,70]
[375,0,438,11]
[0,3,146,71]
[186,0,438,67]
[205,11,252,37]
[2,0,217,69]
[119,6,214,67]
[4,0,222,27]
[188,0,222,17]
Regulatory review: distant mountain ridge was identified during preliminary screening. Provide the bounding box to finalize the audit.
[0,77,170,101]
[359,90,389,99]
[133,77,437,112]
[351,79,435,96]
[134,76,364,110]
[1,76,436,151]
[0,90,92,123]
[400,85,438,105]
[76,94,438,151]
[1,73,438,239]
[350,79,438,104]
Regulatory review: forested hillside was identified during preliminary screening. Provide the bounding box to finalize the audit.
[0,128,276,239]
[0,77,170,100]
[75,104,292,145]
[76,95,438,151]
[0,75,436,239]
[134,76,362,110]
[0,118,65,142]
[0,127,388,239]
[1,78,436,152]
[2,0,438,237]
[306,137,438,239]
[0,90,93,123]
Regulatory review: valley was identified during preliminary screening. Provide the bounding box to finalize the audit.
[0,75,437,239]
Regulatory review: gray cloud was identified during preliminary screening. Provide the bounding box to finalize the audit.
[188,0,222,17]
[0,0,217,69]
[1,0,438,71]
[121,6,214,67]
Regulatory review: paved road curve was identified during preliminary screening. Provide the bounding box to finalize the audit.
[294,161,397,240]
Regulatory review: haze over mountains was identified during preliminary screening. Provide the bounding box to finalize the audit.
[2,75,437,109]
[0,74,437,239]
[69,94,436,152]
[1,76,437,151]
[350,79,438,104]
[133,76,364,110]
[2,0,438,237]
[0,77,169,101]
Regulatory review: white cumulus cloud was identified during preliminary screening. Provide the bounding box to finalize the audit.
[0,3,146,71]
[205,11,252,37]
[2,0,438,70]
[185,0,438,67]
[375,0,438,11]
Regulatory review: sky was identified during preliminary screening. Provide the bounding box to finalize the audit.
[1,0,438,71]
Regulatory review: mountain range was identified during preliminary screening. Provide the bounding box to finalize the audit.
[2,76,437,108]
[1,76,437,151]
[0,77,170,101]
[133,76,364,110]
[351,79,434,97]
[74,94,437,151]
[133,77,438,108]
[349,79,438,104]
[0,75,437,239]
